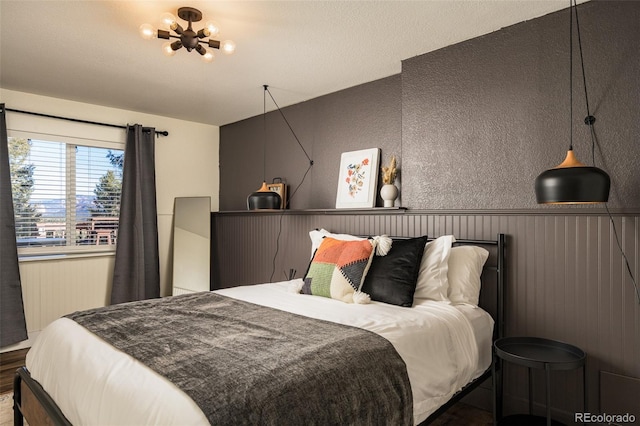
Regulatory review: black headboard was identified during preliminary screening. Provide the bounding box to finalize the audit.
[448,234,506,342]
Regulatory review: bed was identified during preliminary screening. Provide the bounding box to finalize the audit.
[14,233,506,425]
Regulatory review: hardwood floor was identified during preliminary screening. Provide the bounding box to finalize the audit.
[0,349,28,426]
[429,402,493,425]
[0,348,493,425]
[0,349,28,394]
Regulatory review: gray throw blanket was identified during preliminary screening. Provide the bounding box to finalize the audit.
[67,292,413,425]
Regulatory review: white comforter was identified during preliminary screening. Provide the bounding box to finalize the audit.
[26,279,493,425]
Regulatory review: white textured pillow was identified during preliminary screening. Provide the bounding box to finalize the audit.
[447,246,489,306]
[309,229,363,258]
[414,235,455,303]
[308,229,391,258]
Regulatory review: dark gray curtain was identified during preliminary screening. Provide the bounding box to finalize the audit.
[0,104,28,347]
[111,125,160,304]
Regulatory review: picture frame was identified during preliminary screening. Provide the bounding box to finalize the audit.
[335,148,380,209]
[266,183,287,209]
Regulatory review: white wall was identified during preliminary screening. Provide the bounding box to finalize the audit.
[1,88,219,350]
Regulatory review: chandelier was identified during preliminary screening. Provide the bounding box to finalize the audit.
[139,7,236,63]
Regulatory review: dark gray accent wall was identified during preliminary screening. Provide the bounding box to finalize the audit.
[220,76,402,210]
[402,0,640,209]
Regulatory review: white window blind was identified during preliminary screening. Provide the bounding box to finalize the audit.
[8,136,124,253]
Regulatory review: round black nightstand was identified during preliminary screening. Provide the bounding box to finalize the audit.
[493,337,586,426]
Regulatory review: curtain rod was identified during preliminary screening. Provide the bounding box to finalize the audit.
[5,108,169,137]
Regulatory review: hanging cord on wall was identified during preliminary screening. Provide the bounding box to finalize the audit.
[264,86,314,170]
[270,163,313,282]
[261,86,314,282]
[573,1,640,303]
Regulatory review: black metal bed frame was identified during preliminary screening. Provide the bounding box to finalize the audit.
[420,233,506,425]
[14,233,506,426]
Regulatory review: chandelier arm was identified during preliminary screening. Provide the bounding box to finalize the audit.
[197,39,220,49]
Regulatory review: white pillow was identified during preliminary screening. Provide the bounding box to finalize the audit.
[413,235,455,303]
[308,229,392,258]
[309,229,363,258]
[447,246,489,306]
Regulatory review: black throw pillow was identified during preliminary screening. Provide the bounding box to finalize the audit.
[361,236,428,307]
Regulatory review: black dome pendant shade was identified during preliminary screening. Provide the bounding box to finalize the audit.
[247,182,281,210]
[535,149,610,204]
[534,0,611,205]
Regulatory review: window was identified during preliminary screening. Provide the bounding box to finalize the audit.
[8,136,124,254]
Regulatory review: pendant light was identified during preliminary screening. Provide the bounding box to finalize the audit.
[534,0,610,204]
[247,86,282,210]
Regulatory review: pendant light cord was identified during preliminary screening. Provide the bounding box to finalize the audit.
[264,87,313,165]
[263,87,267,182]
[261,85,315,282]
[573,0,597,165]
[572,0,640,303]
[569,0,574,151]
[605,204,640,303]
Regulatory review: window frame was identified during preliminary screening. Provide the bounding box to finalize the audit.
[8,129,125,258]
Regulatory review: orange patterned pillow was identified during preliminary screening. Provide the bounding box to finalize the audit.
[302,237,375,303]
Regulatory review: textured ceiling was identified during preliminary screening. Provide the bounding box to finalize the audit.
[0,1,583,126]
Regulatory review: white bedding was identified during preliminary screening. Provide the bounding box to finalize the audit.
[26,279,494,425]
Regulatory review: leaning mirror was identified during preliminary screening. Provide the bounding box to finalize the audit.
[172,196,211,295]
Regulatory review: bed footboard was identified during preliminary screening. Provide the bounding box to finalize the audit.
[13,366,72,426]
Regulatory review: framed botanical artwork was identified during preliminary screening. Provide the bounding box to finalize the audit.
[335,148,380,209]
[266,183,287,209]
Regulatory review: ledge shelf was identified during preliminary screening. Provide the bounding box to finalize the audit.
[214,207,408,216]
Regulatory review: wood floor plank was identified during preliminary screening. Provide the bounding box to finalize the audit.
[0,349,29,394]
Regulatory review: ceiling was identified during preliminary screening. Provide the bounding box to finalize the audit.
[0,1,581,127]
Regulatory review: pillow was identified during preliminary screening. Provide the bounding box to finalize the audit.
[361,236,428,307]
[302,237,376,303]
[413,235,455,303]
[309,229,363,258]
[308,229,391,258]
[447,246,489,306]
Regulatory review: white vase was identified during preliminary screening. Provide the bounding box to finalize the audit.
[380,184,398,207]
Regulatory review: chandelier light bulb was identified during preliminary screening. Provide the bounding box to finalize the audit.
[202,50,215,63]
[162,41,176,57]
[221,40,236,55]
[205,21,220,37]
[160,12,178,30]
[139,23,156,40]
